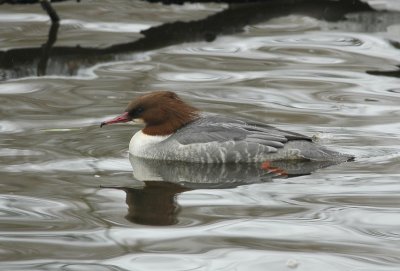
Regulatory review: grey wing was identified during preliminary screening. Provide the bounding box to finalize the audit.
[170,116,294,152]
[243,120,311,141]
[193,114,311,141]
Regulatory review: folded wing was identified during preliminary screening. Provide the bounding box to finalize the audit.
[170,115,311,154]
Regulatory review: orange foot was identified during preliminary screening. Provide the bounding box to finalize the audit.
[260,161,288,176]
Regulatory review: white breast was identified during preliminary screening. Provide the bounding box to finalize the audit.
[129,130,171,158]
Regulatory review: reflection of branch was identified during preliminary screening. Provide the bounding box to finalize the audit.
[40,0,60,22]
[366,41,400,78]
[37,22,59,76]
[367,65,400,78]
[0,0,379,79]
[1,0,78,22]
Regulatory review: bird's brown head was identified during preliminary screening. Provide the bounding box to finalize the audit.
[100,91,199,136]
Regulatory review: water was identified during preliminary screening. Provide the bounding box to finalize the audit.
[1,1,400,270]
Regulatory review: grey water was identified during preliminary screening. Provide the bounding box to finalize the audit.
[1,1,400,270]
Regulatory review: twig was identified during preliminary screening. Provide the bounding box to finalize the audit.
[40,0,60,22]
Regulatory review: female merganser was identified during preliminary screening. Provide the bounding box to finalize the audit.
[101,91,353,163]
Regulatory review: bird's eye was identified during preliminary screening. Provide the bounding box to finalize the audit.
[127,106,145,118]
[135,107,144,115]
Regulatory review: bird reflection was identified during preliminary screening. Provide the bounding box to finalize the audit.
[104,181,190,226]
[101,155,341,226]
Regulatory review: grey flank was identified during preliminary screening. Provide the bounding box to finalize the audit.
[140,114,353,163]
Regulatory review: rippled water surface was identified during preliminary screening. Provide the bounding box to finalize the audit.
[1,1,400,270]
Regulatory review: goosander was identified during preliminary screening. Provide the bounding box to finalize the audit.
[101,91,353,163]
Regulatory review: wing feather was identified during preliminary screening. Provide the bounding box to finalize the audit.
[168,114,309,155]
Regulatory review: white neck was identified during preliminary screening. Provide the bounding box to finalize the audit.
[129,130,171,157]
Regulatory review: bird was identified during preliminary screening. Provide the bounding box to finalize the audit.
[101,91,353,163]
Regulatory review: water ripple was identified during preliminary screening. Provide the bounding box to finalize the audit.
[63,19,153,33]
[0,158,131,173]
[2,3,400,270]
[0,13,49,23]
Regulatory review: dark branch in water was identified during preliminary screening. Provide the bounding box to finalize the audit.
[1,0,396,80]
[40,0,60,22]
[37,22,59,76]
